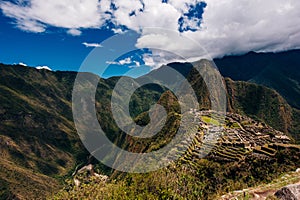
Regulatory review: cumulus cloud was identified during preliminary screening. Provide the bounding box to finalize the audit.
[111,0,181,32]
[36,66,52,71]
[134,0,300,61]
[188,0,300,58]
[1,0,300,63]
[0,0,107,34]
[67,29,82,36]
[142,54,156,68]
[141,50,185,69]
[82,42,103,48]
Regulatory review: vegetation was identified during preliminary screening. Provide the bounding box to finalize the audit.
[0,60,299,199]
[54,146,300,199]
[215,49,300,109]
[222,163,300,199]
[201,116,221,126]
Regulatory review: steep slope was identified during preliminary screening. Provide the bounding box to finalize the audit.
[106,60,296,158]
[214,50,300,109]
[225,78,292,134]
[0,64,85,199]
[183,62,294,136]
[55,109,300,200]
[54,74,300,199]
[152,60,298,141]
[0,60,299,199]
[0,64,169,198]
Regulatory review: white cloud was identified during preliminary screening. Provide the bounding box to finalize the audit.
[141,50,185,69]
[106,57,132,65]
[18,62,27,66]
[1,0,300,62]
[128,61,141,68]
[111,0,181,32]
[142,54,156,67]
[36,66,52,71]
[135,0,300,62]
[134,61,141,67]
[112,28,125,34]
[106,57,141,68]
[67,29,82,36]
[119,57,132,65]
[189,0,300,58]
[82,42,103,48]
[0,0,107,33]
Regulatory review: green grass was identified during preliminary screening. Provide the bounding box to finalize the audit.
[201,116,221,126]
[1,63,299,199]
[53,144,300,200]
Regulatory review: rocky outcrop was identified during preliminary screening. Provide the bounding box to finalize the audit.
[275,183,300,200]
[73,164,108,187]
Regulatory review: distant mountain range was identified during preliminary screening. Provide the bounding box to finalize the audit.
[0,50,299,199]
[214,50,300,109]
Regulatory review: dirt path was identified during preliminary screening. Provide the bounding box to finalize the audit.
[219,169,300,200]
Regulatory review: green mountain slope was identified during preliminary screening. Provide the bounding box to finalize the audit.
[55,109,300,199]
[214,50,300,109]
[0,61,299,199]
[0,64,85,199]
[0,64,168,199]
[151,60,299,141]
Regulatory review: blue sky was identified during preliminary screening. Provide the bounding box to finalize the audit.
[0,12,114,73]
[0,0,299,77]
[0,10,153,78]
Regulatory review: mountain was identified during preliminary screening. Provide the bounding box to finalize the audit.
[149,60,298,139]
[0,64,85,199]
[214,50,300,109]
[55,109,300,199]
[0,61,299,199]
[0,63,167,199]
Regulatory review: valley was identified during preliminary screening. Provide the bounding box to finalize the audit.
[1,1,299,199]
[0,56,299,199]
